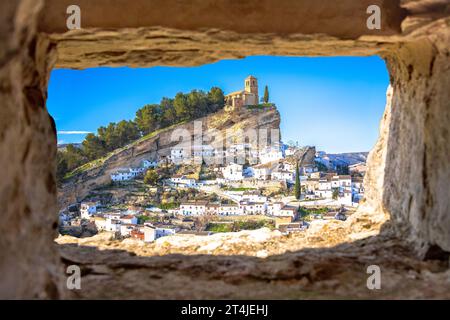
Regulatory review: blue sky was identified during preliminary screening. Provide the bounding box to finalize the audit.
[47,56,389,153]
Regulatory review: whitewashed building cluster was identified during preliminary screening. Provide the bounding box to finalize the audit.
[178,198,299,219]
[110,159,157,182]
[79,202,175,242]
[302,173,362,206]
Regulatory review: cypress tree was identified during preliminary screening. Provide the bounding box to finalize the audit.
[294,161,301,200]
[263,85,269,103]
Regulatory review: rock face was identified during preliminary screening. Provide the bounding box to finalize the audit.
[382,37,450,257]
[55,227,450,299]
[0,0,63,298]
[0,0,448,298]
[58,107,281,209]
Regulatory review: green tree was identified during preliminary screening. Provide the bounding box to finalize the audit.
[263,85,269,103]
[116,120,140,144]
[135,104,161,136]
[336,164,349,175]
[64,144,87,169]
[144,169,159,185]
[97,122,121,151]
[82,133,107,160]
[56,151,68,182]
[207,87,225,111]
[160,97,176,126]
[332,188,339,200]
[173,92,189,120]
[60,86,230,177]
[294,161,301,200]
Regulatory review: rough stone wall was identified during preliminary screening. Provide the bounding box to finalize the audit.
[0,0,63,298]
[383,32,450,257]
[0,0,448,299]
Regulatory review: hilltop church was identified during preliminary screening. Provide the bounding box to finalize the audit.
[225,75,259,110]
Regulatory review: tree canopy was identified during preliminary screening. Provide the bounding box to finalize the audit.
[263,85,269,103]
[57,87,225,182]
[294,161,301,200]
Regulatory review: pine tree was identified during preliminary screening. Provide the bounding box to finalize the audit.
[263,85,269,103]
[294,161,301,200]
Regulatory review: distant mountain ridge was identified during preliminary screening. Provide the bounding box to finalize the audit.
[57,143,82,150]
[318,151,369,168]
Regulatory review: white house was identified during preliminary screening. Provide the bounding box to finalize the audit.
[253,162,274,180]
[222,163,244,181]
[155,227,176,239]
[331,176,340,188]
[242,191,267,203]
[284,147,297,157]
[170,147,188,163]
[179,201,209,216]
[338,190,353,206]
[352,177,365,200]
[271,170,295,183]
[80,201,98,219]
[142,159,158,168]
[259,147,284,164]
[239,201,266,215]
[120,215,138,225]
[90,216,107,231]
[218,204,243,216]
[267,202,284,216]
[120,224,136,237]
[206,203,220,215]
[191,144,215,159]
[104,212,122,220]
[279,205,298,218]
[314,189,333,199]
[144,225,156,242]
[280,162,295,172]
[105,218,121,232]
[300,165,316,175]
[111,168,138,181]
[170,175,196,187]
[338,175,352,191]
[318,178,332,191]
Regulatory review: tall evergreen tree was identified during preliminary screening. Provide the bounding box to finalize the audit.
[294,161,301,200]
[263,85,269,103]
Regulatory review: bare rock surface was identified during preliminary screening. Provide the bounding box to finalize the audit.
[57,229,450,299]
[0,0,448,298]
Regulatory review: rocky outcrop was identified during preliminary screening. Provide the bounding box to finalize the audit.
[56,227,450,299]
[0,0,63,298]
[58,107,281,209]
[382,36,450,257]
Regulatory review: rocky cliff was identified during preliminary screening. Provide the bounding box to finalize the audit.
[58,107,281,209]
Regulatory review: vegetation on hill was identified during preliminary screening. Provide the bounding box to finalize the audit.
[262,85,269,103]
[294,161,301,200]
[57,87,225,183]
[206,220,275,232]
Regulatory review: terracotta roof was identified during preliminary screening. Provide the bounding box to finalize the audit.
[225,90,244,97]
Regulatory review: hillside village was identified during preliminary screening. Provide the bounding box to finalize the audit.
[58,76,367,243]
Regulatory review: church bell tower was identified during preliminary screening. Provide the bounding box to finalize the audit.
[245,75,258,100]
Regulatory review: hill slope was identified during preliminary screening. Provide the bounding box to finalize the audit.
[58,106,281,209]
